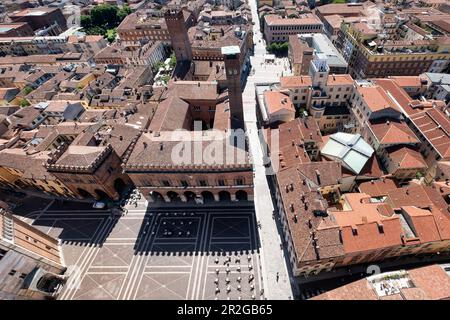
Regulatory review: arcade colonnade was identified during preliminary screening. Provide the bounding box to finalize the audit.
[144,188,253,203]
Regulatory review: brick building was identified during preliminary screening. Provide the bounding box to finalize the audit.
[123,46,253,204]
[336,21,450,79]
[9,7,67,36]
[0,23,34,38]
[165,8,193,62]
[0,202,67,299]
[263,14,323,44]
[312,264,450,300]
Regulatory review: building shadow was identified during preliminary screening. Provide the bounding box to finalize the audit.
[132,205,261,258]
[31,212,120,247]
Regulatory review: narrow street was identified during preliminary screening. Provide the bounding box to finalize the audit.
[241,0,295,300]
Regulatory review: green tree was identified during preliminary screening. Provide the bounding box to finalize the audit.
[169,54,176,68]
[80,15,92,29]
[85,26,106,36]
[267,42,289,55]
[23,86,33,95]
[117,5,132,23]
[153,61,165,73]
[19,98,30,107]
[106,28,117,43]
[91,4,118,29]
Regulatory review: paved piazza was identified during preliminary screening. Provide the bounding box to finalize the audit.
[30,206,263,300]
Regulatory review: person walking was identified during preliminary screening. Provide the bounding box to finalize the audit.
[276,272,279,282]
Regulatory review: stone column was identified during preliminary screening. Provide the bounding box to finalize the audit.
[213,193,220,202]
[163,195,171,203]
[247,194,254,201]
[180,194,187,202]
[231,193,237,201]
[195,196,204,204]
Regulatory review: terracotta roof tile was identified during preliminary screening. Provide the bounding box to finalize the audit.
[368,120,420,145]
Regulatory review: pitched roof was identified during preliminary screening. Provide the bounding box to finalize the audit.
[390,76,424,88]
[409,108,450,159]
[359,178,398,197]
[55,145,106,167]
[329,193,402,254]
[280,75,312,88]
[386,146,427,169]
[148,96,190,132]
[312,264,450,300]
[355,84,401,113]
[263,90,295,114]
[368,120,420,145]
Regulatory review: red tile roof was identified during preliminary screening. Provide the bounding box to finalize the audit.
[280,75,312,88]
[368,120,420,145]
[386,146,427,169]
[359,178,398,197]
[409,108,450,159]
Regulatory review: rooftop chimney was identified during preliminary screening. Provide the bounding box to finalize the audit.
[315,170,321,185]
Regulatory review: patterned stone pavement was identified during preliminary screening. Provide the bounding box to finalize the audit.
[30,207,263,300]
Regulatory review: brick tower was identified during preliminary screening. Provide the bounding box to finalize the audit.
[164,8,193,63]
[222,46,244,129]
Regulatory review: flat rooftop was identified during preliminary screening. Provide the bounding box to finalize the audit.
[221,45,240,55]
[297,33,347,68]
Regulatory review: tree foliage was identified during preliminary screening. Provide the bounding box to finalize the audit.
[169,54,176,68]
[23,86,33,95]
[80,15,92,29]
[267,42,289,55]
[81,5,131,42]
[91,4,118,29]
[19,98,30,107]
[117,6,132,22]
[106,28,117,43]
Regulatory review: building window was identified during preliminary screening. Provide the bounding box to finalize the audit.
[0,249,6,261]
[199,180,207,186]
[235,178,244,186]
[218,179,226,186]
